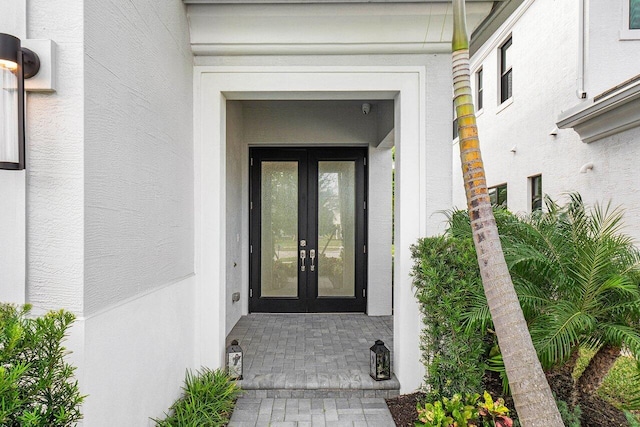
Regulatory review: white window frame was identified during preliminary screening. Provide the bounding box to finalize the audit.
[476,67,484,114]
[529,174,542,212]
[498,36,513,105]
[621,0,640,40]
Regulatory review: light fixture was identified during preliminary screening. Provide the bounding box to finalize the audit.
[0,33,40,170]
[226,339,243,380]
[369,339,391,381]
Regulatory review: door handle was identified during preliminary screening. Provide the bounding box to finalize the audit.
[309,249,316,272]
[300,249,306,272]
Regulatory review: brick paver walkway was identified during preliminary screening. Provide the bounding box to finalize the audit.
[226,314,398,426]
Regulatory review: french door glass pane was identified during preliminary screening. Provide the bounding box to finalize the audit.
[317,161,356,297]
[261,161,298,297]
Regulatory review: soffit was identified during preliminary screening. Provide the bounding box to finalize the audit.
[185,1,497,55]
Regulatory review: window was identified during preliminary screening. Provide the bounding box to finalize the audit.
[631,0,640,29]
[476,68,483,111]
[530,174,542,211]
[452,101,458,139]
[488,183,507,208]
[500,37,513,104]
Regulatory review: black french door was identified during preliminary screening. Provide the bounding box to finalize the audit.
[249,147,367,313]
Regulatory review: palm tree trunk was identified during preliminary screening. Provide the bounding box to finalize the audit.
[576,345,620,398]
[560,346,581,378]
[452,1,562,425]
[547,346,580,405]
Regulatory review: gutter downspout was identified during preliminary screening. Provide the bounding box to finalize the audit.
[577,0,587,99]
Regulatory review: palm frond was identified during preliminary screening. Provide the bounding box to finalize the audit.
[461,291,493,334]
[598,324,640,360]
[530,301,595,369]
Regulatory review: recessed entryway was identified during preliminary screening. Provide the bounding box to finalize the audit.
[249,147,367,313]
[195,66,440,394]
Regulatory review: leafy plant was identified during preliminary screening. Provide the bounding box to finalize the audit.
[153,367,241,426]
[411,236,488,399]
[416,400,455,427]
[555,396,581,427]
[0,303,84,427]
[415,392,512,427]
[416,393,478,427]
[448,194,640,403]
[477,391,512,427]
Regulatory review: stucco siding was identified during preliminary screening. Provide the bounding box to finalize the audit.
[84,0,194,315]
[226,101,244,334]
[26,0,86,313]
[82,276,197,426]
[587,0,640,96]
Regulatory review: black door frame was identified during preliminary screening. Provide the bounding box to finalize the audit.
[249,147,368,313]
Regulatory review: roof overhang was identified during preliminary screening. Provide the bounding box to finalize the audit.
[184,0,499,56]
[557,75,640,144]
[469,0,523,54]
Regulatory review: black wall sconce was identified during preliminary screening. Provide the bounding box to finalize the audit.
[0,33,40,170]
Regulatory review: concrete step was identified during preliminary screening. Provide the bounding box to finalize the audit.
[237,371,400,399]
[228,397,397,426]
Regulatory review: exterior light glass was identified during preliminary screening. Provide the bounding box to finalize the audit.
[0,33,40,170]
[369,339,391,381]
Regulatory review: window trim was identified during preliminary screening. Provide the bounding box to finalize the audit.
[499,36,513,104]
[621,0,640,40]
[476,67,484,112]
[529,174,542,212]
[488,183,507,208]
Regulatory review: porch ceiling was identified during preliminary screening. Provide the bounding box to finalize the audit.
[184,1,498,55]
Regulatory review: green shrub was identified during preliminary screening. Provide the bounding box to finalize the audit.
[555,395,581,427]
[153,367,241,426]
[411,236,488,399]
[0,303,84,426]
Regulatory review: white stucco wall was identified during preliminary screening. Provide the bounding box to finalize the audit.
[0,171,26,304]
[27,0,85,313]
[367,145,393,316]
[587,0,640,96]
[226,101,245,334]
[78,2,197,424]
[84,0,195,315]
[456,0,640,243]
[82,276,197,426]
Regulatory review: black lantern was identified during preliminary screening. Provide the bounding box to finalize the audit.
[369,339,391,381]
[0,33,40,170]
[226,339,243,380]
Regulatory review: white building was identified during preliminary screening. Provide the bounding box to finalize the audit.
[0,0,505,425]
[4,0,637,424]
[454,0,640,243]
